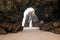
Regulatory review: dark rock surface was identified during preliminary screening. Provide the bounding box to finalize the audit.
[0,0,60,34]
[0,27,7,34]
[40,20,60,34]
[0,22,23,34]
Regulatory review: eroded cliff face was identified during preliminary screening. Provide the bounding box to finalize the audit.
[0,0,60,34]
[0,0,58,23]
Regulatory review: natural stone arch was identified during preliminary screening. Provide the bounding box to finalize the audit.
[22,7,39,27]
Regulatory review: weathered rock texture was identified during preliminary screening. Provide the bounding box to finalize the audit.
[0,0,60,34]
[0,22,23,33]
[40,20,60,34]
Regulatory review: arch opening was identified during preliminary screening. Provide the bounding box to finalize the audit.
[22,7,39,29]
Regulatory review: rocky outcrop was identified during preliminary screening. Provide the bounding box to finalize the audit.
[0,27,7,34]
[0,0,60,34]
[0,22,23,34]
[0,0,58,23]
[39,20,60,34]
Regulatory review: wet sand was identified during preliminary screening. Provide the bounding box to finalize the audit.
[0,27,60,40]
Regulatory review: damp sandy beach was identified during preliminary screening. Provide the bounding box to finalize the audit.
[0,27,60,40]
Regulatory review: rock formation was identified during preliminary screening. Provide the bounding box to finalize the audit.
[0,0,60,34]
[40,20,60,34]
